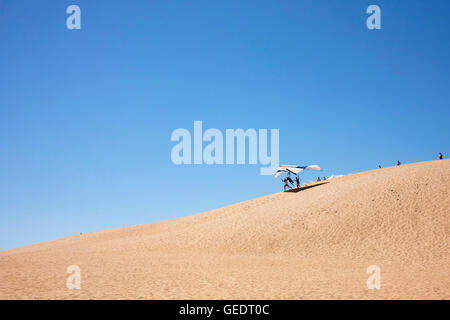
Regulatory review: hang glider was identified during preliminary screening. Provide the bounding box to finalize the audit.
[274,165,321,178]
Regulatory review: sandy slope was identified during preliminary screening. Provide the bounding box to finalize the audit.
[0,160,449,299]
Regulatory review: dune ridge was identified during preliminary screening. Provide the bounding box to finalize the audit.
[0,160,449,299]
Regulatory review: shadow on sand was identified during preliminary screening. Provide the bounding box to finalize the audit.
[284,181,329,193]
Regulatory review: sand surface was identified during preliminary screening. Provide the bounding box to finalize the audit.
[1,160,449,299]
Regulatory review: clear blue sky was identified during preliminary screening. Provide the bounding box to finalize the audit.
[1,0,449,251]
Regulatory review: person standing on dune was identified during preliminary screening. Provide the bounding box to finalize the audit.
[295,176,300,188]
[397,160,401,166]
[283,178,292,191]
[287,174,294,186]
[439,152,443,160]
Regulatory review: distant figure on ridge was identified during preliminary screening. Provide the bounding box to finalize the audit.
[397,160,401,166]
[439,152,443,160]
[323,177,327,181]
[317,177,321,182]
[378,165,381,169]
[295,176,300,188]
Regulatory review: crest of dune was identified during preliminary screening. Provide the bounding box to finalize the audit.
[0,160,449,299]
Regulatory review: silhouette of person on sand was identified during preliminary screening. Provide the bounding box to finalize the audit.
[397,160,401,166]
[439,152,443,160]
[295,176,300,188]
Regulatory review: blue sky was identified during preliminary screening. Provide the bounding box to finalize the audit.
[1,0,449,251]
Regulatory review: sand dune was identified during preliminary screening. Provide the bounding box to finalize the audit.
[0,160,449,299]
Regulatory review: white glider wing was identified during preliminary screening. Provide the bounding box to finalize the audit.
[274,165,321,178]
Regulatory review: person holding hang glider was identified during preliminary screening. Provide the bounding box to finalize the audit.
[286,174,294,186]
[274,165,321,192]
[283,178,291,191]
